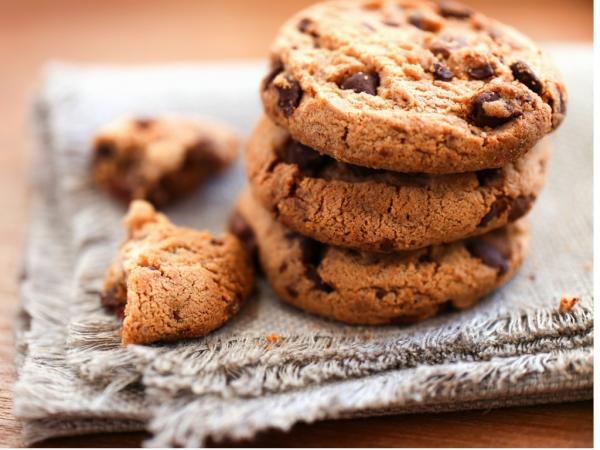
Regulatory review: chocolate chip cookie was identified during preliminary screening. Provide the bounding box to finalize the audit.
[92,115,239,206]
[261,0,566,173]
[246,116,548,252]
[232,189,528,325]
[101,200,254,345]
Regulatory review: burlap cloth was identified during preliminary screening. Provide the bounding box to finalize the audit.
[13,45,593,447]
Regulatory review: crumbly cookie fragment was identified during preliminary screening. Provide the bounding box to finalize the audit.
[261,0,566,173]
[231,190,528,325]
[247,116,548,252]
[101,200,254,344]
[92,115,239,206]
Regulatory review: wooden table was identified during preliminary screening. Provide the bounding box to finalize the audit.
[0,1,593,447]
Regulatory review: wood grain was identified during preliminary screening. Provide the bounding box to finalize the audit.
[0,0,593,447]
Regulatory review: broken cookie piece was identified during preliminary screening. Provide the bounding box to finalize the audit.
[101,200,254,345]
[92,115,239,206]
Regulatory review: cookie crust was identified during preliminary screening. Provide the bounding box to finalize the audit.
[261,0,566,173]
[247,116,549,252]
[233,190,528,325]
[101,200,254,345]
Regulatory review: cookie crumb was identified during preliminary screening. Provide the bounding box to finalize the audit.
[583,261,592,273]
[559,296,580,313]
[527,273,536,282]
[266,333,283,344]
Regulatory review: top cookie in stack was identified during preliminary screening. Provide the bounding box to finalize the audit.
[260,0,566,174]
[239,0,566,324]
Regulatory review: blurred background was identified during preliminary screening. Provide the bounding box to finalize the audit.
[0,0,593,447]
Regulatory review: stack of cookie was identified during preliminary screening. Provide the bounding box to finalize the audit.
[235,0,567,324]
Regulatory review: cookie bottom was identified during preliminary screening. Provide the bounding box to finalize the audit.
[232,189,528,325]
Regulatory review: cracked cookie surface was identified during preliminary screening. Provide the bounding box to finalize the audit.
[261,0,566,173]
[232,189,528,325]
[92,115,239,206]
[101,200,254,345]
[247,116,549,252]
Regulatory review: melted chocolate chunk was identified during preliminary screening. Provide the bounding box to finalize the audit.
[262,60,284,91]
[100,286,126,319]
[339,71,380,95]
[229,211,258,261]
[408,11,440,32]
[298,237,334,292]
[95,142,115,159]
[469,92,516,128]
[510,61,543,95]
[468,62,495,80]
[478,197,510,227]
[508,195,535,221]
[134,118,154,129]
[438,0,473,19]
[276,77,303,116]
[558,87,567,114]
[466,239,509,275]
[432,62,454,81]
[430,43,451,59]
[278,139,332,176]
[377,239,395,253]
[476,168,503,187]
[297,18,312,33]
[418,248,434,263]
[185,139,221,167]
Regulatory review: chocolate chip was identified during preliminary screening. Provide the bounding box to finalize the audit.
[469,92,516,128]
[478,197,510,227]
[95,142,115,159]
[298,237,334,292]
[297,18,312,33]
[510,61,543,95]
[299,237,324,267]
[100,285,126,319]
[558,88,567,114]
[377,239,395,253]
[476,168,503,187]
[339,71,380,95]
[430,43,451,59]
[418,248,433,263]
[229,211,257,261]
[468,62,495,80]
[438,0,473,19]
[432,62,454,81]
[262,60,284,91]
[286,286,299,298]
[375,288,387,299]
[134,118,153,129]
[185,139,221,167]
[278,139,331,176]
[508,195,535,221]
[276,77,303,116]
[306,267,334,293]
[466,239,509,275]
[408,11,440,32]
